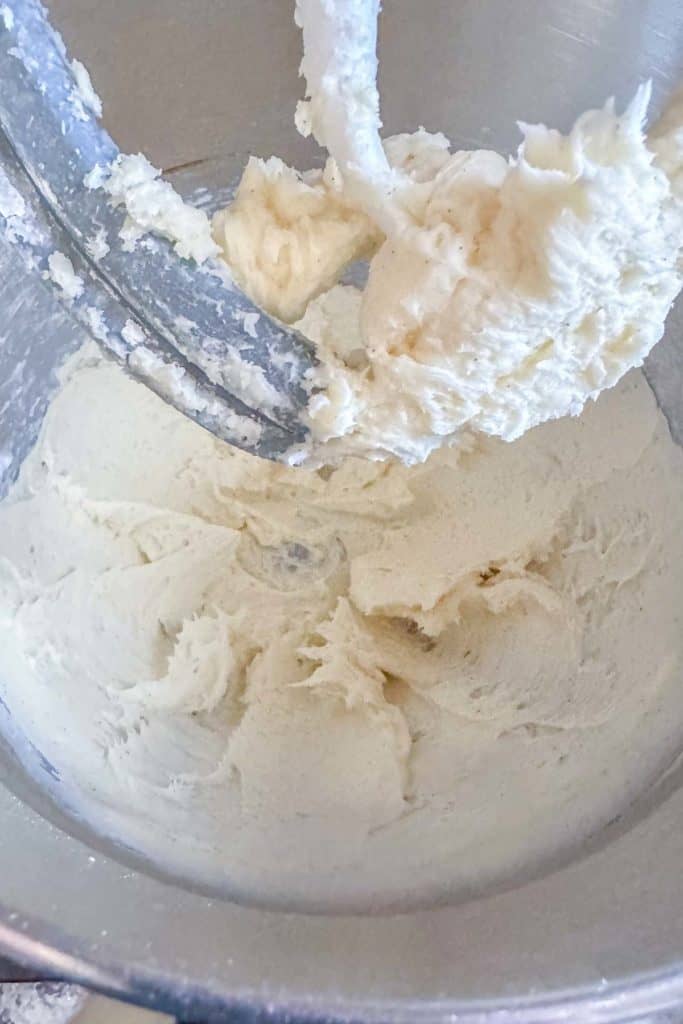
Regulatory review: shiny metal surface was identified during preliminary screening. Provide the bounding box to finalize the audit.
[0,0,314,473]
[0,1,682,1021]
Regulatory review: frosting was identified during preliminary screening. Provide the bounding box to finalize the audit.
[1,335,682,909]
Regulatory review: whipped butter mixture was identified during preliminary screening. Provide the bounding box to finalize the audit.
[1,338,683,908]
[0,1,683,909]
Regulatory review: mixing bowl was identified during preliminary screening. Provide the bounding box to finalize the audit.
[1,2,683,1020]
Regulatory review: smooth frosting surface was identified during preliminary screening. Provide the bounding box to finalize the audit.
[1,332,683,908]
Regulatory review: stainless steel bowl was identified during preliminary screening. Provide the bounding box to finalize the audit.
[1,2,683,1021]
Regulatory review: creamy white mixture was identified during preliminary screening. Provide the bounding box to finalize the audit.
[279,2,683,462]
[1,326,683,908]
[1,3,682,911]
[218,88,683,461]
[100,9,683,466]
